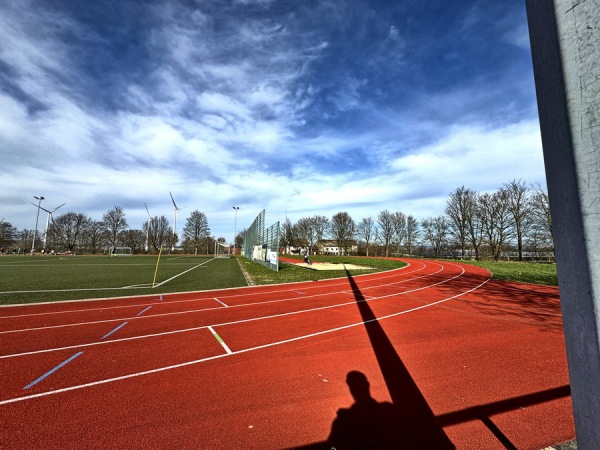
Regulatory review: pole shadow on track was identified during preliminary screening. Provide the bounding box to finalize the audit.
[294,271,455,449]
[293,269,572,449]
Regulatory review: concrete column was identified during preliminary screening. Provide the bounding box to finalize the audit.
[526,1,600,448]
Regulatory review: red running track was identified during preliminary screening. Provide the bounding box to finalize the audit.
[0,259,574,449]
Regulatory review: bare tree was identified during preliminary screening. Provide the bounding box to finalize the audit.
[295,217,313,250]
[405,215,419,256]
[445,186,474,259]
[421,216,450,258]
[235,227,246,249]
[295,215,328,253]
[18,229,36,254]
[461,189,484,260]
[80,220,104,254]
[392,211,406,255]
[529,183,554,255]
[102,206,128,248]
[182,210,210,255]
[0,219,17,251]
[281,218,295,252]
[145,215,171,251]
[49,212,90,252]
[357,217,377,256]
[502,179,533,261]
[377,209,395,257]
[118,229,146,254]
[330,212,356,256]
[478,191,515,261]
[312,215,330,248]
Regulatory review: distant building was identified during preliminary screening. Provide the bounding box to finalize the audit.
[316,239,358,256]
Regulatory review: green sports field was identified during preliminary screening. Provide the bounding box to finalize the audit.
[0,255,248,305]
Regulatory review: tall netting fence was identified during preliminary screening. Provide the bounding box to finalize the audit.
[242,209,280,271]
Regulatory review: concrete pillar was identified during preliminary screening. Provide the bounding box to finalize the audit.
[525,1,600,448]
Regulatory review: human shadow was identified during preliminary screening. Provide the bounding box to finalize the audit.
[324,271,455,449]
[326,370,405,449]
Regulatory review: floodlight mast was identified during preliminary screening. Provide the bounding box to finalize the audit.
[31,196,44,253]
[233,206,240,256]
[169,192,181,250]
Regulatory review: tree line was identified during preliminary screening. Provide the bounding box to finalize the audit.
[274,179,552,261]
[0,206,219,255]
[1,179,552,261]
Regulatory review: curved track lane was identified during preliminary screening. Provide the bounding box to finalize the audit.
[0,258,574,449]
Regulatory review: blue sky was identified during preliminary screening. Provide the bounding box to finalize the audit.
[0,0,545,242]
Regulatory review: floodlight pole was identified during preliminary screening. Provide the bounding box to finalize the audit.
[31,195,44,254]
[526,1,600,447]
[232,206,239,256]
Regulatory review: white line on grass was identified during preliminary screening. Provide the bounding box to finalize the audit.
[152,259,214,288]
[0,263,445,334]
[0,272,490,405]
[0,258,216,296]
[0,264,485,359]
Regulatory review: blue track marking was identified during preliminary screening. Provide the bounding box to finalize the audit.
[23,352,84,390]
[136,306,152,317]
[100,322,128,340]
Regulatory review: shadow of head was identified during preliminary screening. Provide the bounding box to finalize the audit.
[347,371,370,401]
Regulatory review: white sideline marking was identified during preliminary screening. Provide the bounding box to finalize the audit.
[214,298,228,307]
[0,272,490,406]
[0,264,445,335]
[0,264,481,359]
[0,258,216,296]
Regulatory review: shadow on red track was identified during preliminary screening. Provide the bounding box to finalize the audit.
[293,271,455,449]
[292,270,571,450]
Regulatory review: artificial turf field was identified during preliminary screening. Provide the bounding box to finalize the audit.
[0,255,247,305]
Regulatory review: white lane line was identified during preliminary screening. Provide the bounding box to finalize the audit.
[208,326,232,354]
[214,298,228,308]
[0,261,426,318]
[0,265,482,359]
[0,264,442,334]
[0,274,490,405]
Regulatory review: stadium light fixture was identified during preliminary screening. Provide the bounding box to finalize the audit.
[233,206,240,255]
[31,196,44,253]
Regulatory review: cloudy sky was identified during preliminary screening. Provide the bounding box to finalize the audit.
[0,0,545,243]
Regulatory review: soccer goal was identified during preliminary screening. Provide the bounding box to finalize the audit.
[110,246,133,256]
[214,242,230,258]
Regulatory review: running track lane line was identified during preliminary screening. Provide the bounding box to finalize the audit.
[208,326,232,354]
[214,298,228,307]
[22,352,84,390]
[136,306,152,316]
[100,322,128,340]
[0,275,490,405]
[0,261,426,319]
[0,264,476,358]
[0,262,447,334]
